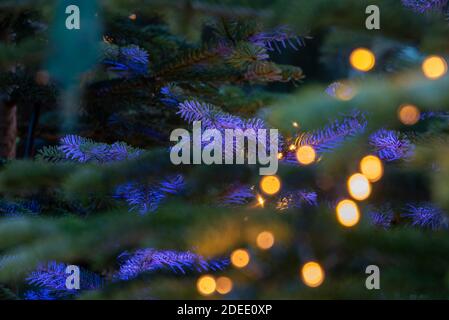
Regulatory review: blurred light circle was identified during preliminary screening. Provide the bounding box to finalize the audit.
[260,175,281,195]
[231,249,250,268]
[301,261,325,288]
[398,104,420,126]
[256,231,275,250]
[422,55,447,80]
[350,48,376,72]
[197,275,216,295]
[360,155,383,182]
[216,276,233,295]
[336,199,360,227]
[347,173,371,200]
[296,145,316,165]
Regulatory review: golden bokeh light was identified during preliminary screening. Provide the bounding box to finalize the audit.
[334,82,356,101]
[422,55,447,80]
[292,121,299,128]
[398,104,420,125]
[296,145,316,165]
[256,231,275,250]
[336,199,360,227]
[301,261,325,288]
[347,173,371,201]
[349,48,375,72]
[257,194,265,207]
[197,275,216,296]
[277,152,283,160]
[260,175,281,195]
[128,13,137,20]
[360,155,383,182]
[216,276,233,295]
[289,144,296,151]
[231,249,250,268]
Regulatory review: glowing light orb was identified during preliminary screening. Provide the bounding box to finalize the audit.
[216,277,233,295]
[197,275,216,295]
[398,104,420,125]
[422,55,447,80]
[129,13,137,20]
[256,231,275,250]
[349,48,376,72]
[336,199,360,227]
[360,155,383,182]
[347,173,371,200]
[257,195,265,207]
[301,261,325,288]
[231,249,250,268]
[296,145,316,165]
[260,175,281,195]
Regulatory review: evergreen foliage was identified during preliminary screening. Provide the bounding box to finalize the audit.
[1,0,449,300]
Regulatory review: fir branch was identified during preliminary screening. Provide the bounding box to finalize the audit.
[114,175,185,215]
[36,146,67,163]
[249,26,306,53]
[369,129,415,161]
[155,45,221,78]
[367,205,394,229]
[26,261,104,291]
[402,203,448,230]
[116,249,229,280]
[103,44,150,77]
[284,110,367,161]
[24,288,63,300]
[58,135,143,164]
[220,184,255,206]
[226,42,269,69]
[0,199,40,217]
[401,0,448,13]
[244,61,283,82]
[177,100,266,131]
[276,189,318,211]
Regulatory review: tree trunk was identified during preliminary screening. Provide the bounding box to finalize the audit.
[0,101,17,159]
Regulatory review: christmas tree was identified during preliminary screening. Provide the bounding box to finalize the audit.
[1,0,449,300]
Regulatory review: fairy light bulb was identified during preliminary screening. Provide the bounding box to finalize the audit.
[336,199,360,227]
[231,249,250,268]
[398,104,420,125]
[129,13,137,20]
[216,277,233,295]
[296,145,316,165]
[360,155,383,182]
[422,55,447,80]
[292,121,299,128]
[257,194,265,207]
[289,144,296,151]
[347,173,371,200]
[260,175,281,195]
[301,261,325,288]
[197,275,216,296]
[256,231,275,250]
[349,48,376,72]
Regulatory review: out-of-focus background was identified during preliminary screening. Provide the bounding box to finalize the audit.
[1,0,449,300]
